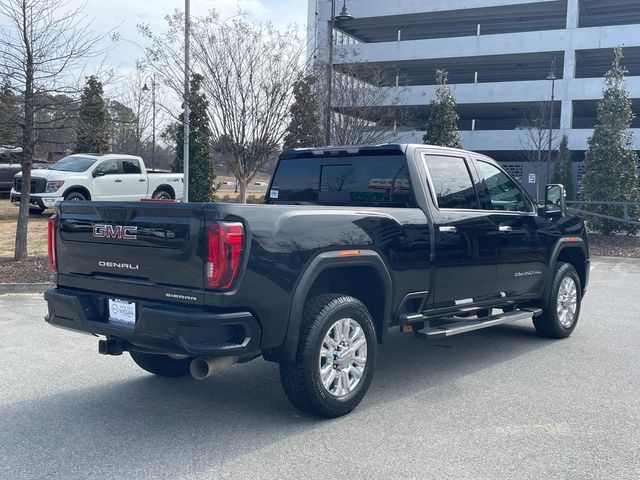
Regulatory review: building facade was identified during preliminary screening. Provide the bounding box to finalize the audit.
[308,0,640,196]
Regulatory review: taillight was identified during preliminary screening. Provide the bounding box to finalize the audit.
[48,215,56,272]
[206,222,244,290]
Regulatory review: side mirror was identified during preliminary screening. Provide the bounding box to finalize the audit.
[544,184,566,218]
[93,170,105,178]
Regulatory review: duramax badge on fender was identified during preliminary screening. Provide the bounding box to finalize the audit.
[43,144,589,418]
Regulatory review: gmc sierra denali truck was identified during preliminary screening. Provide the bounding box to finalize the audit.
[44,144,589,418]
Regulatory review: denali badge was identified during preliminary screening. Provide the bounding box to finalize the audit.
[93,224,138,240]
[99,261,139,270]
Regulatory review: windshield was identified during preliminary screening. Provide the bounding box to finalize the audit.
[50,156,97,172]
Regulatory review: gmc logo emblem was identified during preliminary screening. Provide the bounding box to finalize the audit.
[93,224,138,240]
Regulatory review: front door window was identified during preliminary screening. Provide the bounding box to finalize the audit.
[475,161,530,212]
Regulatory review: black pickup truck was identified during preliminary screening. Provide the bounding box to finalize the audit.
[44,144,589,417]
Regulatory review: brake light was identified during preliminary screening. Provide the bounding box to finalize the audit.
[206,222,244,290]
[48,216,56,271]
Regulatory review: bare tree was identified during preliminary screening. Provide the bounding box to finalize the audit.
[109,63,154,156]
[194,17,304,202]
[0,0,107,259]
[322,61,408,146]
[517,102,559,202]
[141,12,306,203]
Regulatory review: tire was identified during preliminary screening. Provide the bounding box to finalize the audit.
[64,191,87,202]
[152,190,172,200]
[533,262,581,339]
[29,206,46,215]
[130,351,192,377]
[279,294,377,418]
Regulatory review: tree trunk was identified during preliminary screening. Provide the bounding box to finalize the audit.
[14,55,35,261]
[238,178,247,204]
[14,162,33,260]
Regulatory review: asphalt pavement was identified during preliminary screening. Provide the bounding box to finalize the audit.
[1,257,639,479]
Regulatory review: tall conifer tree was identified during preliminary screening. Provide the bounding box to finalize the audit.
[423,69,462,149]
[582,47,639,234]
[171,73,217,202]
[76,76,110,153]
[283,75,323,148]
[552,134,574,199]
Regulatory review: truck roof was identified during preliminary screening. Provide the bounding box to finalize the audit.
[66,153,142,161]
[280,144,498,165]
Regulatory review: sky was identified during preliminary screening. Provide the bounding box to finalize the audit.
[87,0,308,75]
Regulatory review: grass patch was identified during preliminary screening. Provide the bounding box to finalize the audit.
[0,198,49,257]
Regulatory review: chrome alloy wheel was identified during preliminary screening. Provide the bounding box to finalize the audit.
[318,317,368,398]
[557,276,578,328]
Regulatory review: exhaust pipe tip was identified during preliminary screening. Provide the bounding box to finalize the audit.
[190,358,212,380]
[190,356,238,380]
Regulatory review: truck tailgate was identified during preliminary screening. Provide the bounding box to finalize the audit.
[55,202,205,304]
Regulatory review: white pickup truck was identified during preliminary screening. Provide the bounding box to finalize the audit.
[10,153,183,212]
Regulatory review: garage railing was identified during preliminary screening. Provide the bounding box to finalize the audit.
[566,201,640,227]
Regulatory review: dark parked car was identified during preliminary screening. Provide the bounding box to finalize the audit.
[1,146,49,196]
[43,144,589,417]
[0,146,23,194]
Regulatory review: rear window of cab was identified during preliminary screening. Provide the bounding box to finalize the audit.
[267,155,417,207]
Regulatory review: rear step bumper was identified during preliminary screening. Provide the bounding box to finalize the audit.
[414,308,542,339]
[44,288,261,357]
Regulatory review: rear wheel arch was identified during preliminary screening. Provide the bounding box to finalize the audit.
[152,184,175,199]
[282,250,393,363]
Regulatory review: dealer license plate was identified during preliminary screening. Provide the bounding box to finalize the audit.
[108,298,136,325]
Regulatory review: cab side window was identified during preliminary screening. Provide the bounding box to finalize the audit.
[94,159,120,176]
[121,159,141,174]
[424,155,479,209]
[475,161,529,212]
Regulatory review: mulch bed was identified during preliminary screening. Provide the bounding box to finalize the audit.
[587,234,640,258]
[0,256,53,284]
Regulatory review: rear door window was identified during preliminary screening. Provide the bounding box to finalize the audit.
[121,159,142,174]
[424,155,479,209]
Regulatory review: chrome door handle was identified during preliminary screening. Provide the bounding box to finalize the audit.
[438,226,457,234]
[139,179,146,182]
[114,179,122,183]
[498,225,513,232]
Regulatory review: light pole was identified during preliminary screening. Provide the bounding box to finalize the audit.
[546,60,556,184]
[324,0,354,146]
[183,0,191,202]
[141,74,156,171]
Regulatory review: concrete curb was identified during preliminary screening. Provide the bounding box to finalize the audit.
[591,255,640,264]
[0,283,53,295]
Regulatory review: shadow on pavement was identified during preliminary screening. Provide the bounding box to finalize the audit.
[0,322,552,478]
